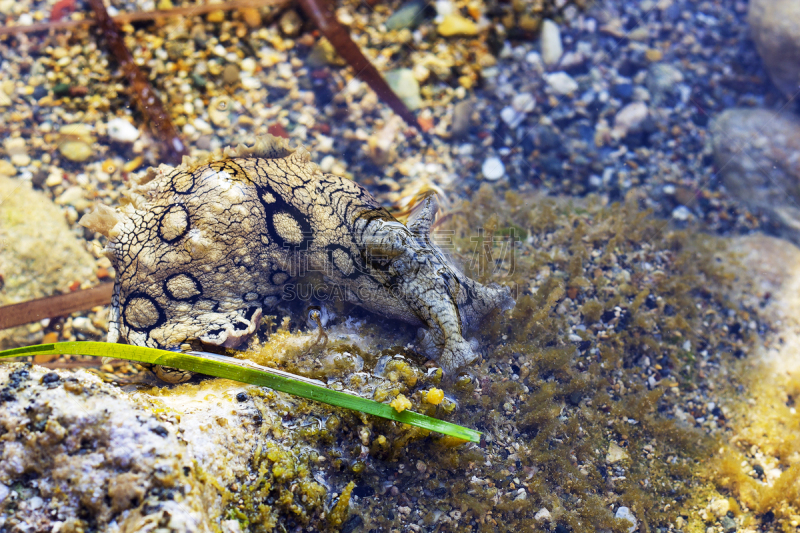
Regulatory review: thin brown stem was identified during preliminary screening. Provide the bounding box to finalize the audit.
[87,0,189,165]
[295,0,419,129]
[0,284,113,330]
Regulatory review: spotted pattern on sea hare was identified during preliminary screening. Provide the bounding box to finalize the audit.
[80,135,514,381]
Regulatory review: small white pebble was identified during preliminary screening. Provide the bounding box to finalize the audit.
[534,508,552,522]
[544,72,579,95]
[482,156,505,181]
[615,507,637,533]
[240,57,257,73]
[107,118,140,143]
[671,206,691,221]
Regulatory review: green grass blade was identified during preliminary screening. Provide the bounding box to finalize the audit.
[0,341,480,442]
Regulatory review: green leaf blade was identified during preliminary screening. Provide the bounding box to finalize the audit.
[0,341,480,442]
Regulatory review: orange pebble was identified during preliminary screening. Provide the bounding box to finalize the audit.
[417,116,434,132]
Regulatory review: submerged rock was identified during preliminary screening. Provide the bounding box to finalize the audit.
[0,364,207,532]
[0,363,340,532]
[0,176,96,348]
[711,108,800,244]
[748,0,800,98]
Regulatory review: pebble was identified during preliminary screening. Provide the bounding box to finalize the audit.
[615,507,637,533]
[540,19,563,66]
[0,160,16,176]
[56,186,91,212]
[501,107,526,128]
[544,72,579,95]
[58,141,93,163]
[72,317,98,335]
[534,508,552,522]
[385,69,422,110]
[721,516,737,533]
[646,63,684,105]
[386,0,429,30]
[106,118,140,143]
[481,156,505,181]
[279,10,302,37]
[234,6,259,26]
[240,57,257,74]
[437,14,478,37]
[606,442,628,463]
[671,206,691,221]
[4,137,30,167]
[511,93,535,114]
[222,64,240,85]
[613,102,649,137]
[451,99,473,139]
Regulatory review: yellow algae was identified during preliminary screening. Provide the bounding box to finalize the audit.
[425,388,445,405]
[390,394,412,413]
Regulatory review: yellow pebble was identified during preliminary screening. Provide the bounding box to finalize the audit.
[438,14,479,37]
[390,394,412,413]
[645,48,663,61]
[123,156,143,173]
[206,10,225,23]
[425,388,445,405]
[101,159,117,174]
[240,7,262,28]
[376,435,387,445]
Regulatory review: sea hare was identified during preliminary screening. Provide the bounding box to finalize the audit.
[81,135,514,381]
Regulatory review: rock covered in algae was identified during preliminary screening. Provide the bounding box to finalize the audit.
[0,363,206,532]
[0,363,354,532]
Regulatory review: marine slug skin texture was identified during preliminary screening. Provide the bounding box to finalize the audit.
[80,136,515,380]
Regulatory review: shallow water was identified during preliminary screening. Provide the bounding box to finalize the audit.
[1,0,800,531]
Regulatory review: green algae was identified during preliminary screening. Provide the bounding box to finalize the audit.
[8,188,763,532]
[307,187,755,532]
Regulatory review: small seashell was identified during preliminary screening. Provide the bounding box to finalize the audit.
[209,96,232,127]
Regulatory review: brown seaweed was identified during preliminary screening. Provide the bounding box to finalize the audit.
[0,284,113,331]
[87,0,189,164]
[296,0,419,129]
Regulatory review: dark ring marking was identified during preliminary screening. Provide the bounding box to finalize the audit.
[163,272,203,303]
[256,184,313,250]
[123,292,166,333]
[326,244,363,279]
[158,204,190,244]
[170,169,196,195]
[271,270,289,285]
[210,161,253,184]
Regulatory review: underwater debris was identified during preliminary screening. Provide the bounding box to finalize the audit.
[296,0,419,128]
[87,0,188,165]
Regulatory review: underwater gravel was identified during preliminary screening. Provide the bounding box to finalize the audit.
[0,0,799,531]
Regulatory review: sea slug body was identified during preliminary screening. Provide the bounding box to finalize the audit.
[81,135,515,382]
